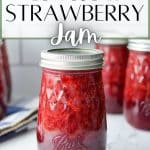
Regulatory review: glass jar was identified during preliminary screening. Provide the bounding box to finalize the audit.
[1,40,12,102]
[96,39,128,113]
[0,40,7,119]
[124,39,150,130]
[37,48,107,150]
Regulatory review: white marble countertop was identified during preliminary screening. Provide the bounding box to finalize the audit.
[1,115,150,150]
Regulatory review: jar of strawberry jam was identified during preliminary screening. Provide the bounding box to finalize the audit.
[1,40,12,102]
[37,48,107,150]
[124,39,150,130]
[0,40,7,119]
[96,39,128,113]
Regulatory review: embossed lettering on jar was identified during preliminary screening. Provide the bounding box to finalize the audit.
[96,39,128,113]
[124,39,150,130]
[37,49,107,150]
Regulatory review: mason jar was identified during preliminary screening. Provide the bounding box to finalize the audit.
[96,39,128,113]
[124,39,150,130]
[1,40,12,102]
[37,48,107,150]
[0,40,7,119]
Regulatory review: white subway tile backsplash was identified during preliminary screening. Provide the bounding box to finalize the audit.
[6,40,20,65]
[22,39,50,65]
[10,66,41,98]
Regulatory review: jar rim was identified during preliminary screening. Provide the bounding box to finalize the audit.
[128,39,150,52]
[40,48,104,70]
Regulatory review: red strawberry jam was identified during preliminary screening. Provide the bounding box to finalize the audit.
[1,40,12,102]
[37,49,107,150]
[0,40,7,119]
[124,40,150,130]
[96,39,128,113]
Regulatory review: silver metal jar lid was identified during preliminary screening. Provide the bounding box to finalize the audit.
[40,48,104,70]
[128,39,150,52]
[100,39,128,45]
[99,32,128,45]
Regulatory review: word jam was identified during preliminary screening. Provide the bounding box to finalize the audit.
[50,23,101,47]
[6,4,144,22]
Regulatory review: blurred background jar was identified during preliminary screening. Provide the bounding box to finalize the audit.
[96,39,128,113]
[1,40,12,103]
[124,39,150,130]
[0,40,8,119]
[37,49,107,150]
